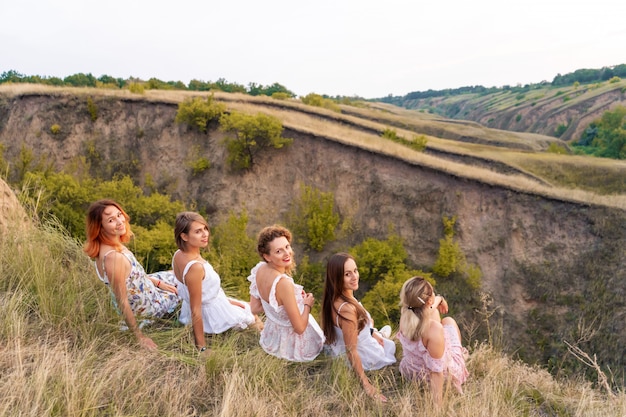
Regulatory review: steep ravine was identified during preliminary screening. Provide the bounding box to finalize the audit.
[1,92,625,371]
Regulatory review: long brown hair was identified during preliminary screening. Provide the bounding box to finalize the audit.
[399,276,434,341]
[321,252,369,344]
[83,199,133,259]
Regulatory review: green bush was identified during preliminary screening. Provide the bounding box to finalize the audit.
[351,232,433,325]
[609,76,621,84]
[187,146,211,176]
[351,233,408,288]
[300,93,341,113]
[573,105,626,159]
[175,95,226,133]
[432,216,482,290]
[287,184,340,251]
[50,124,61,135]
[554,124,568,137]
[546,143,568,154]
[433,216,462,277]
[361,267,433,326]
[381,128,399,141]
[206,210,258,299]
[86,97,98,122]
[410,134,428,151]
[128,82,145,94]
[14,168,185,270]
[271,92,291,100]
[220,111,292,170]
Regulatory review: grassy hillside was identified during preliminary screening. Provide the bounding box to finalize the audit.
[2,84,626,390]
[1,83,626,202]
[1,210,624,416]
[379,78,626,144]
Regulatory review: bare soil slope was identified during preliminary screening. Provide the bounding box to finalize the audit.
[1,85,625,370]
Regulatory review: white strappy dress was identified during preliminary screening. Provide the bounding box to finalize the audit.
[327,301,396,370]
[175,251,255,334]
[248,261,325,362]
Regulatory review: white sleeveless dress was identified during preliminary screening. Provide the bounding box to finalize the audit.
[175,251,255,334]
[327,301,396,370]
[248,261,325,362]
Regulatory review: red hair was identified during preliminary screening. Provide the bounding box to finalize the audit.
[83,199,133,258]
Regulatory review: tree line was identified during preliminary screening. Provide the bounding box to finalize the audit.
[377,63,626,103]
[0,69,295,98]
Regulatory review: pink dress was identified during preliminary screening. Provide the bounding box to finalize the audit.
[248,262,325,362]
[398,324,469,393]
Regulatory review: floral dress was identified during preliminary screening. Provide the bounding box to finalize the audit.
[95,249,180,318]
[248,262,325,362]
[398,325,469,393]
[175,251,256,334]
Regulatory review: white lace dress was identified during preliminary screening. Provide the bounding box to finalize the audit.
[326,301,396,370]
[248,262,325,362]
[175,252,256,334]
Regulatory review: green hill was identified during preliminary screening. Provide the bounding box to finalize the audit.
[378,66,626,144]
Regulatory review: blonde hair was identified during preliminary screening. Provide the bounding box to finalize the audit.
[399,276,434,341]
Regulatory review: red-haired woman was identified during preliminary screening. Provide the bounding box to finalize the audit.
[84,199,180,350]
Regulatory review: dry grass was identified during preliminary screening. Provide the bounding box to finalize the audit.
[1,211,625,416]
[2,83,626,209]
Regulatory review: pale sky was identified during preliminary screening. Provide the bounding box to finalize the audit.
[2,0,626,98]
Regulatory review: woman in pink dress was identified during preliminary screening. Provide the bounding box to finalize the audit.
[397,276,469,406]
[247,225,324,362]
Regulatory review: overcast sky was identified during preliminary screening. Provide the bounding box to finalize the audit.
[2,0,626,98]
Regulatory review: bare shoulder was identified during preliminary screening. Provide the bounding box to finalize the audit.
[424,319,444,339]
[336,300,357,320]
[102,250,129,268]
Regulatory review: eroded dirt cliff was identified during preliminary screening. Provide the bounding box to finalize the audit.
[1,91,625,370]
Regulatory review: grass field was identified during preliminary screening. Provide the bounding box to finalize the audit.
[1,212,624,416]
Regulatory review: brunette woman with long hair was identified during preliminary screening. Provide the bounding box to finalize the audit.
[84,199,180,350]
[321,252,396,402]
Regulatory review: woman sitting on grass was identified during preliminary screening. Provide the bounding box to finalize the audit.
[397,276,469,407]
[247,224,324,362]
[172,212,262,353]
[84,199,180,350]
[321,252,396,402]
